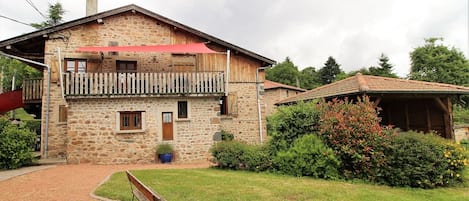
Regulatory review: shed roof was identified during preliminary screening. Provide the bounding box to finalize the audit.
[0,4,275,67]
[278,73,469,104]
[264,80,306,92]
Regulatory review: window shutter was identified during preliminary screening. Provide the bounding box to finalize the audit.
[228,92,238,115]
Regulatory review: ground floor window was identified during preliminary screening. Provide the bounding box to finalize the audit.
[119,111,142,130]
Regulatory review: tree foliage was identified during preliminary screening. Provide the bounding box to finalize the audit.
[409,38,469,86]
[318,56,343,85]
[30,2,65,29]
[299,67,322,89]
[266,57,300,87]
[0,56,42,92]
[347,54,398,78]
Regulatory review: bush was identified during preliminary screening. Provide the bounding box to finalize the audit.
[383,131,468,188]
[221,130,234,141]
[22,120,41,134]
[317,97,394,181]
[460,139,469,151]
[210,141,272,171]
[241,145,272,172]
[211,141,246,170]
[0,117,36,169]
[275,134,341,179]
[268,101,320,155]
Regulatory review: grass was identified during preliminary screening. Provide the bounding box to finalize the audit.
[95,168,469,201]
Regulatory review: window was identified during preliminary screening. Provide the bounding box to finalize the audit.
[220,96,228,115]
[58,105,67,123]
[178,101,188,118]
[116,60,137,73]
[119,111,142,130]
[65,59,87,73]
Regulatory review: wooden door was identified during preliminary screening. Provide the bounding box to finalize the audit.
[162,112,173,140]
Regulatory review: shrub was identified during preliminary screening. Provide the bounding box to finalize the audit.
[210,141,272,171]
[460,139,469,151]
[275,134,341,179]
[22,120,41,134]
[221,130,234,141]
[0,117,36,169]
[317,97,394,181]
[155,143,173,154]
[268,101,320,155]
[210,141,246,170]
[383,131,468,188]
[240,144,272,172]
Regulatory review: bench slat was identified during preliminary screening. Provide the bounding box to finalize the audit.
[126,170,164,201]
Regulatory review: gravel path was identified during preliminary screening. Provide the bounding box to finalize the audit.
[0,162,210,201]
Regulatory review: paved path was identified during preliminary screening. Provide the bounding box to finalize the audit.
[0,162,210,201]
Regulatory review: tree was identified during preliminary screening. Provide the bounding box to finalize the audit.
[299,67,321,89]
[368,54,398,78]
[0,56,42,92]
[409,38,469,86]
[266,57,300,87]
[30,3,65,29]
[318,56,343,85]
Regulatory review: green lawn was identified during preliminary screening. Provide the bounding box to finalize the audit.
[95,168,469,201]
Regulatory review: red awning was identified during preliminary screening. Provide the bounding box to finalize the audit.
[76,43,218,53]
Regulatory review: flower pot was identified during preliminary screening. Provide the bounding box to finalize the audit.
[159,153,172,163]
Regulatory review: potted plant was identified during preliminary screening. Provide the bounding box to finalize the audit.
[156,143,174,163]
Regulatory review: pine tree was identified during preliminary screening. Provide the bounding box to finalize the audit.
[319,56,342,85]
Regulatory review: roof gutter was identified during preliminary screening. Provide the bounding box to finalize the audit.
[0,51,51,159]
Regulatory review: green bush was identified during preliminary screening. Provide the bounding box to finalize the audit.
[317,97,394,181]
[210,141,272,171]
[241,144,272,172]
[383,131,468,188]
[0,117,36,169]
[460,139,469,151]
[453,106,469,125]
[221,130,234,141]
[268,101,320,155]
[275,134,341,179]
[210,141,246,170]
[22,120,41,134]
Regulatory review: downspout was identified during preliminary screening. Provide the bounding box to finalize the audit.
[57,48,65,100]
[256,66,270,144]
[0,51,51,158]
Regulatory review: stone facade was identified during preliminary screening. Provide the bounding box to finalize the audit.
[66,97,219,164]
[37,9,269,164]
[264,88,303,116]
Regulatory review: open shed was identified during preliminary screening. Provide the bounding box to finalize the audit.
[278,73,469,139]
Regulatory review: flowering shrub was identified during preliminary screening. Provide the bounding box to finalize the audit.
[317,97,395,181]
[275,134,341,179]
[383,131,468,188]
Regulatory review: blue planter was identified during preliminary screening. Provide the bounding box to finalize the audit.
[159,153,173,163]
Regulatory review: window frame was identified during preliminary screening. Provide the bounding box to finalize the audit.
[118,111,144,131]
[64,59,87,73]
[177,101,188,119]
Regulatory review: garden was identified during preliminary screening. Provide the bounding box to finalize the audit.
[95,97,469,200]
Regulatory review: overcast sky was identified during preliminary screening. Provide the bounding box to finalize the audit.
[0,0,467,77]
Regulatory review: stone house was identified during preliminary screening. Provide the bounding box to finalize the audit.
[264,80,306,116]
[0,4,275,164]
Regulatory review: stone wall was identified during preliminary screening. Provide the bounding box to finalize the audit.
[264,88,303,116]
[66,97,220,164]
[221,83,267,144]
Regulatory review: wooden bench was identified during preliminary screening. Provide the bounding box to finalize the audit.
[126,170,165,201]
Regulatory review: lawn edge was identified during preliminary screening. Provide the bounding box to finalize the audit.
[89,170,121,201]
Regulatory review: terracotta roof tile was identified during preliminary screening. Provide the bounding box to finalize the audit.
[278,73,469,104]
[264,80,306,92]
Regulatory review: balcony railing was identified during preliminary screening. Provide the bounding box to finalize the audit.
[23,78,43,103]
[63,72,225,97]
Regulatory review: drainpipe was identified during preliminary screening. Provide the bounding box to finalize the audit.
[256,66,270,144]
[0,51,51,158]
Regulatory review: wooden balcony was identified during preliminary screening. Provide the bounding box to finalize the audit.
[63,72,225,98]
[23,78,43,103]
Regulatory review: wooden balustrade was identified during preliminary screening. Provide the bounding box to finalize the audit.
[63,72,225,97]
[23,78,43,103]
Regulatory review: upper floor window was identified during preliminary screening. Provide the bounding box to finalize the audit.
[117,60,137,73]
[65,59,86,73]
[178,101,188,118]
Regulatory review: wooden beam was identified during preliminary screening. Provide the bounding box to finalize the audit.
[433,97,449,114]
[373,97,382,108]
[425,104,432,133]
[405,103,410,130]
